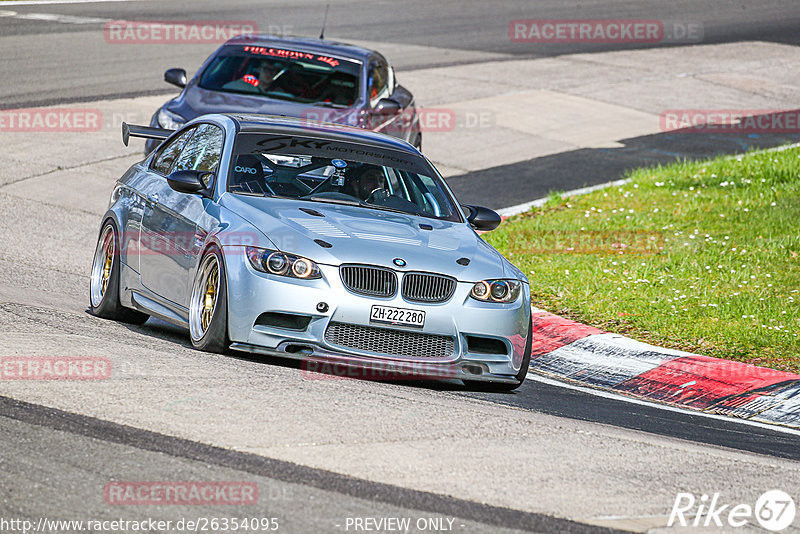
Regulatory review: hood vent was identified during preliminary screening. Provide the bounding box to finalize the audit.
[300,207,325,217]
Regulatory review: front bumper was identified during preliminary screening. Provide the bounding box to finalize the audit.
[224,248,530,382]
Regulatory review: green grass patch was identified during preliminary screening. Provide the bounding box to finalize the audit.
[487,147,800,372]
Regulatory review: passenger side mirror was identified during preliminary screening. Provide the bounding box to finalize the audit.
[464,205,501,232]
[373,98,401,115]
[167,169,211,195]
[164,68,187,88]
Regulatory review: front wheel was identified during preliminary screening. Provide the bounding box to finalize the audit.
[189,247,229,353]
[464,315,532,392]
[89,220,149,324]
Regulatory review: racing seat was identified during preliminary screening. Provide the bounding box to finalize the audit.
[229,155,266,195]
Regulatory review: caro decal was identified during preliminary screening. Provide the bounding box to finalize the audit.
[235,166,258,174]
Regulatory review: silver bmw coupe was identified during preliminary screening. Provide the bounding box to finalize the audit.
[90,114,532,390]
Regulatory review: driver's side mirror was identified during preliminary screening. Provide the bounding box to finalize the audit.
[167,169,212,195]
[464,205,501,232]
[164,68,187,88]
[373,98,401,115]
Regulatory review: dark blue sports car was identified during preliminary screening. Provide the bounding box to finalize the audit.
[146,35,420,153]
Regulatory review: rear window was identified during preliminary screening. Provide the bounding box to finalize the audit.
[199,46,361,108]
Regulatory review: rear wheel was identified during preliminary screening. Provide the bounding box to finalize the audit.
[189,247,229,353]
[89,221,149,324]
[464,314,532,392]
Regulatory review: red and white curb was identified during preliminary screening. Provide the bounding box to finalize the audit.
[527,310,800,430]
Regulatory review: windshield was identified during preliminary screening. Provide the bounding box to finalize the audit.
[199,45,361,108]
[227,135,461,222]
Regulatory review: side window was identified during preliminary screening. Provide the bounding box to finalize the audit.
[368,59,389,104]
[172,124,224,187]
[151,129,195,175]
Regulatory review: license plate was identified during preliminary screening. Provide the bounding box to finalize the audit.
[370,305,425,328]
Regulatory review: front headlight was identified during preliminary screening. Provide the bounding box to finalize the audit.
[470,279,521,303]
[246,247,322,280]
[157,108,185,130]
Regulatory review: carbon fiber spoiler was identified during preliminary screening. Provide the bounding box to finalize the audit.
[121,122,174,146]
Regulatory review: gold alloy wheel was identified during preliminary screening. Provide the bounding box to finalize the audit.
[90,225,117,308]
[190,253,221,341]
[201,264,219,332]
[100,230,114,297]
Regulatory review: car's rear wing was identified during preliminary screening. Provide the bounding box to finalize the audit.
[121,122,174,146]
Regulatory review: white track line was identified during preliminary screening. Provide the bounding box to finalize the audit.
[0,0,132,5]
[14,12,107,23]
[527,372,800,437]
[497,178,631,217]
[497,142,800,217]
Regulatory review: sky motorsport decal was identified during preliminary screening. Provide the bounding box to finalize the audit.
[244,135,429,173]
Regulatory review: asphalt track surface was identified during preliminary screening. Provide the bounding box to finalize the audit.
[4,0,800,206]
[1,395,613,534]
[3,0,800,107]
[2,1,800,532]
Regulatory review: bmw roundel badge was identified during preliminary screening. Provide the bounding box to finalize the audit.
[393,258,407,267]
[331,159,347,168]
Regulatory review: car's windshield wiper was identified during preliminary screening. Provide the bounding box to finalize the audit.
[231,191,298,201]
[301,195,363,207]
[303,195,422,217]
[363,203,422,217]
[312,101,348,109]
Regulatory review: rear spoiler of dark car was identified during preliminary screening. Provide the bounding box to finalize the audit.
[122,122,174,146]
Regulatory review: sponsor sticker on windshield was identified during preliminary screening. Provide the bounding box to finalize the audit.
[242,46,341,67]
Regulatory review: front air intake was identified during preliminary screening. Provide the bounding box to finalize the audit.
[325,322,455,359]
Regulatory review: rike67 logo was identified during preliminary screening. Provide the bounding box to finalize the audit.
[669,490,796,531]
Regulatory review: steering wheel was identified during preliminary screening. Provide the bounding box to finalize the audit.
[366,188,390,204]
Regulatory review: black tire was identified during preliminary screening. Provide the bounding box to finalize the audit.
[188,246,229,353]
[89,220,149,325]
[464,314,532,392]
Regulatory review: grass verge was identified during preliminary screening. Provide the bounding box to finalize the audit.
[486,146,800,372]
